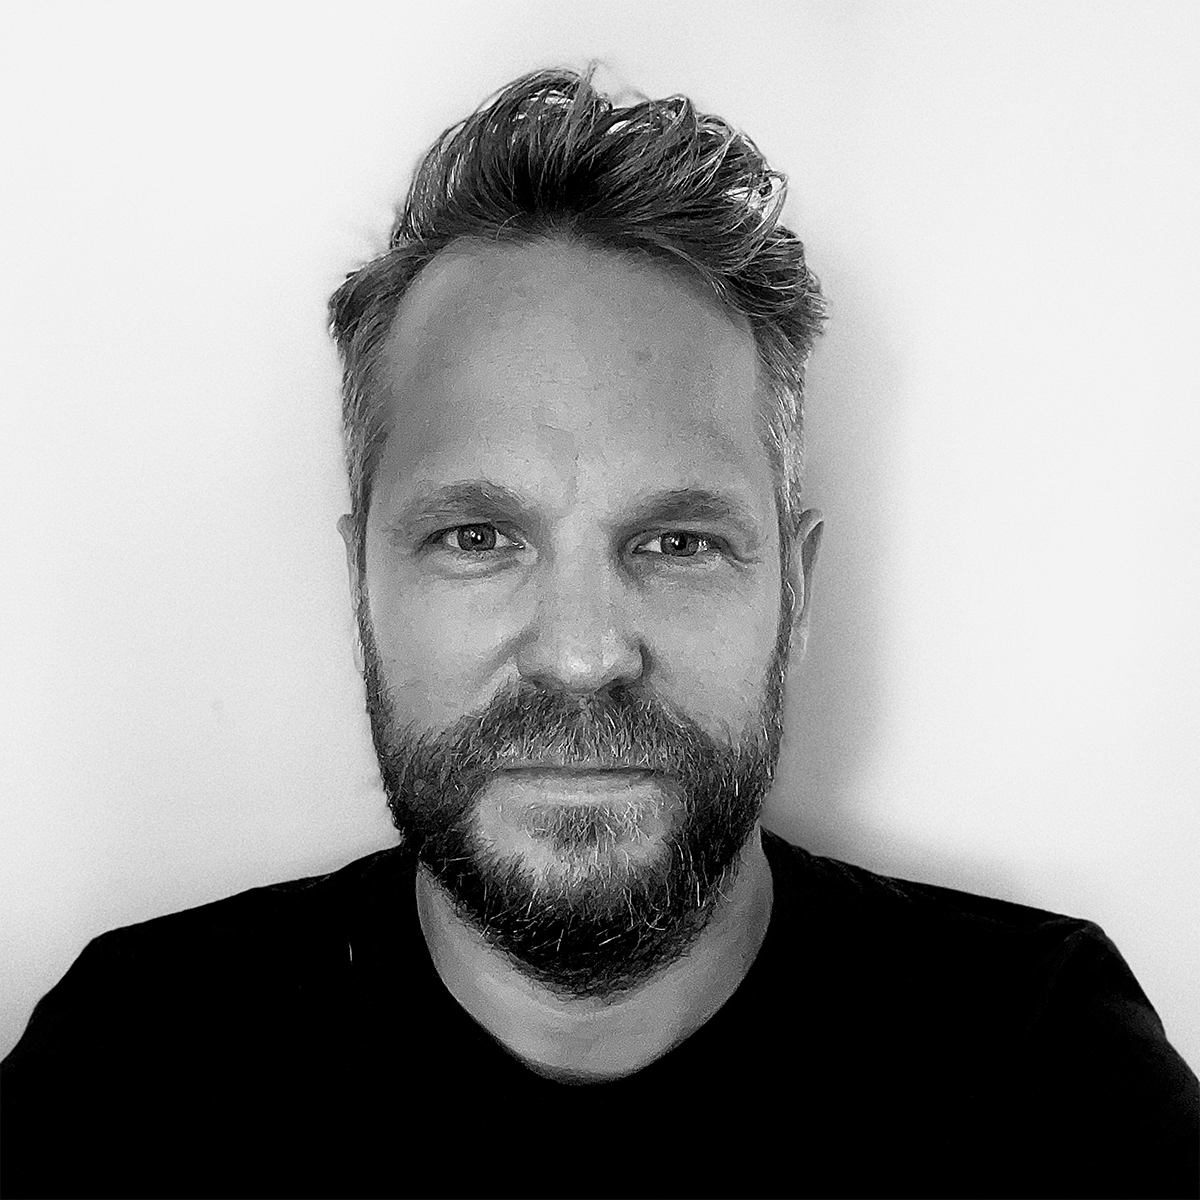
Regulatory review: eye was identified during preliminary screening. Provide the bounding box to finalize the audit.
[434,524,518,553]
[638,531,717,558]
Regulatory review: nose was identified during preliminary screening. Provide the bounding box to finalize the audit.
[514,557,646,693]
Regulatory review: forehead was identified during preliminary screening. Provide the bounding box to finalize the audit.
[372,237,774,520]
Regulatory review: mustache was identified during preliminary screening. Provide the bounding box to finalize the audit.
[378,678,762,781]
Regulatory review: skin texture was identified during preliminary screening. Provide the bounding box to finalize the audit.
[341,237,821,1077]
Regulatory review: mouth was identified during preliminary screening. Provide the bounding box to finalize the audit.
[473,764,679,860]
[490,765,664,803]
[503,764,655,777]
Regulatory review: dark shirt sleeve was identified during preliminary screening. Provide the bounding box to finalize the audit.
[1016,921,1199,1199]
[1,936,115,1099]
[2,935,153,1199]
[1,928,257,1200]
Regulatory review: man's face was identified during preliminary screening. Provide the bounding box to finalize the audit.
[351,238,803,999]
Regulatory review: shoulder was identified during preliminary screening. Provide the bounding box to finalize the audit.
[760,829,1199,1194]
[78,843,407,977]
[763,825,1108,971]
[1,844,412,1089]
[760,825,1178,1051]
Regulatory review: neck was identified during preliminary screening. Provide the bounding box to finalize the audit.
[414,825,774,1081]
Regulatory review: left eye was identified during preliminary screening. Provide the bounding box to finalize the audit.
[639,531,715,558]
[437,524,517,552]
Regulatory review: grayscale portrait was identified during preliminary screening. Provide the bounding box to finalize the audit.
[2,5,1197,1198]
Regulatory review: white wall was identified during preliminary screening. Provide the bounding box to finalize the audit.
[2,0,1197,1072]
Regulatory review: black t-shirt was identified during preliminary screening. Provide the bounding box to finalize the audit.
[3,829,1197,1199]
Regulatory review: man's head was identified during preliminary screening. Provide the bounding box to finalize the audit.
[329,69,824,1001]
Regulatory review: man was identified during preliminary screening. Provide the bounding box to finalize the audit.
[2,68,1196,1200]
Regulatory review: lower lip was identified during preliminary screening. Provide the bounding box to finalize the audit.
[488,769,662,805]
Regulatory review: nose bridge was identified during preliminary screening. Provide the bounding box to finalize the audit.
[516,549,644,692]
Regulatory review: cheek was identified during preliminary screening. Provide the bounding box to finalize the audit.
[365,574,514,729]
[649,577,783,733]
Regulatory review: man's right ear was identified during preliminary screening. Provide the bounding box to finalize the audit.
[337,514,365,677]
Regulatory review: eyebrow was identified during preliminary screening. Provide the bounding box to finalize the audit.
[618,488,764,546]
[387,480,765,546]
[388,480,536,540]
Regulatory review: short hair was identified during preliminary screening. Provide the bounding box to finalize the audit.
[329,66,825,561]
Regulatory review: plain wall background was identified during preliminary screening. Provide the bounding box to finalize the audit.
[2,1,1197,1071]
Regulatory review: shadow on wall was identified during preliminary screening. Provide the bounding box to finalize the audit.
[763,244,894,862]
[763,243,1017,904]
[763,242,1023,906]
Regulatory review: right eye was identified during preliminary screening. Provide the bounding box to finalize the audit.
[433,524,518,553]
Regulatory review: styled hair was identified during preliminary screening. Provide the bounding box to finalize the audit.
[329,66,825,562]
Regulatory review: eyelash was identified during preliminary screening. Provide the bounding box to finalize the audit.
[427,525,724,560]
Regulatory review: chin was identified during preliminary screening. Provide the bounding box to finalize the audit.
[472,784,678,891]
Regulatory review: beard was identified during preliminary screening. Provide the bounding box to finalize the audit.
[358,595,792,1003]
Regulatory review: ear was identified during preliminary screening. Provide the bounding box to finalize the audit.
[337,514,366,677]
[785,508,823,659]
